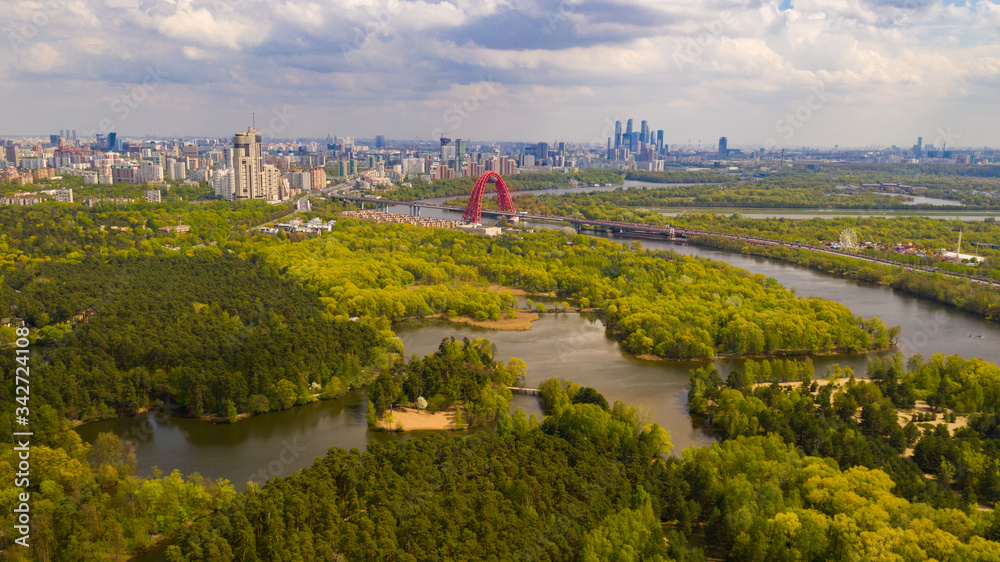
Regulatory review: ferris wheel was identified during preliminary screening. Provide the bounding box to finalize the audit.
[839,227,859,250]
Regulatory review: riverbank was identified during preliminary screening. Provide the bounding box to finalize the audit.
[689,235,1000,323]
[634,343,897,363]
[431,311,540,331]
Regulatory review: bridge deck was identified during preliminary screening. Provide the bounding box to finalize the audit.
[331,194,999,289]
[508,387,540,395]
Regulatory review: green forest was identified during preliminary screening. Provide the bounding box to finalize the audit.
[446,189,1000,318]
[6,190,1000,560]
[166,370,1000,561]
[367,337,524,428]
[694,235,1000,321]
[449,190,997,270]
[0,430,232,561]
[385,169,624,201]
[624,163,1000,208]
[690,352,1000,510]
[264,219,896,359]
[0,254,388,425]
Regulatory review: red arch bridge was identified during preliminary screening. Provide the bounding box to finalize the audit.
[462,171,517,224]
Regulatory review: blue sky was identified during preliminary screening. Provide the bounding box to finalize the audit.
[2,0,999,148]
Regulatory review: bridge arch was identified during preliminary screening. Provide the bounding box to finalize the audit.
[463,171,516,224]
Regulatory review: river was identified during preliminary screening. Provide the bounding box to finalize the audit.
[653,208,991,221]
[76,205,1000,497]
[416,180,700,205]
[417,181,963,211]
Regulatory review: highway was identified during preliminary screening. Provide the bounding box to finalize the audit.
[331,193,998,289]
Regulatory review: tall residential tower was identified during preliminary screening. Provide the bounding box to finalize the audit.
[232,127,286,201]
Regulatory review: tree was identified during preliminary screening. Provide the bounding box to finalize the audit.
[573,387,609,411]
[86,432,136,481]
[226,399,238,423]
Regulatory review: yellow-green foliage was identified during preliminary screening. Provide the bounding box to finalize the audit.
[0,431,231,560]
[684,434,1000,561]
[264,219,894,359]
[904,353,1000,413]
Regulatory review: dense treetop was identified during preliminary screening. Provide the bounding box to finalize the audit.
[264,220,896,359]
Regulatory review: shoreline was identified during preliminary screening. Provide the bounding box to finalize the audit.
[71,392,335,430]
[632,344,897,363]
[376,406,459,431]
[689,235,1000,323]
[430,310,540,331]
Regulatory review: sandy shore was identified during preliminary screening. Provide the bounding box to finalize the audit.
[378,407,457,431]
[430,311,540,331]
[751,376,859,390]
[485,284,531,296]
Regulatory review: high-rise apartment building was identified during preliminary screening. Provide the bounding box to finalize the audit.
[167,160,187,180]
[211,169,235,198]
[233,127,264,200]
[139,160,164,183]
[231,127,286,201]
[309,167,326,190]
[536,142,549,164]
[4,144,18,165]
[456,139,466,173]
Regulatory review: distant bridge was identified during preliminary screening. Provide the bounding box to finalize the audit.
[332,193,1000,289]
[508,387,540,396]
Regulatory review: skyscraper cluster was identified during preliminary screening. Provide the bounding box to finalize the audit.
[610,118,666,162]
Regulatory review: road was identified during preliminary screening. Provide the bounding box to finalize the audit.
[331,193,997,289]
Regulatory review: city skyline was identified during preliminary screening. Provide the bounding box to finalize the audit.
[2,0,999,146]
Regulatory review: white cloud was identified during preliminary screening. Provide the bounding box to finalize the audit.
[1,0,999,144]
[155,6,266,50]
[24,42,62,72]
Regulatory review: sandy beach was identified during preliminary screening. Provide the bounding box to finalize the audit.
[378,407,458,431]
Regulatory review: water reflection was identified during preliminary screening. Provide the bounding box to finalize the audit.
[77,220,1000,494]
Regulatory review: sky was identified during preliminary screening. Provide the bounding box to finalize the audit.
[1,0,999,148]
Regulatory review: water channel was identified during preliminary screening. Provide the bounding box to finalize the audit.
[76,205,1000,497]
[417,180,968,218]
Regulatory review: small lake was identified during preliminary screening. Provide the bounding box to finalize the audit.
[77,210,1000,495]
